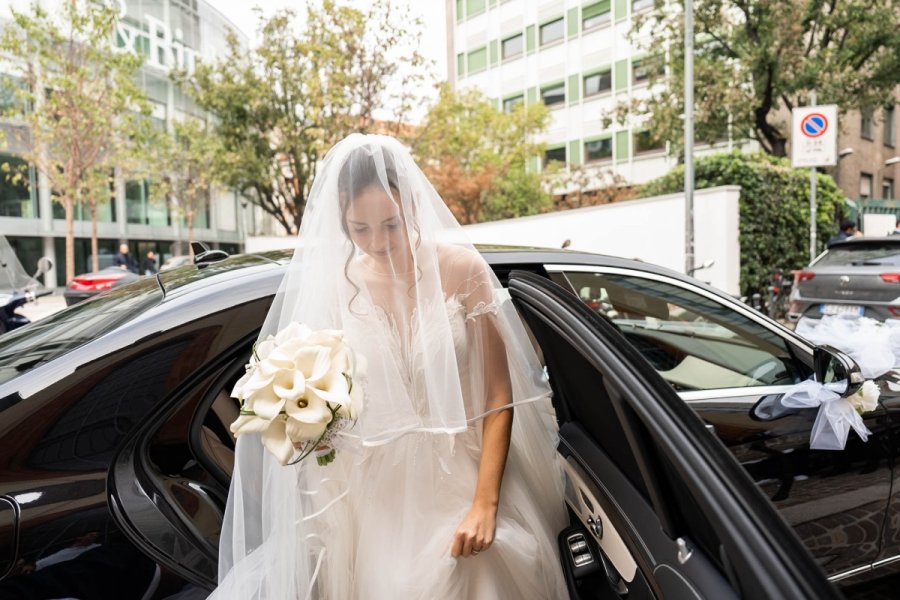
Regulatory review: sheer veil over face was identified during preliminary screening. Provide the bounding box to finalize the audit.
[214,134,566,599]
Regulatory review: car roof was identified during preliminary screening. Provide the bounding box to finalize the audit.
[156,244,699,301]
[827,236,900,248]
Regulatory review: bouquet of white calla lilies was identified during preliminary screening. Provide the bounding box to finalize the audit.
[230,322,364,466]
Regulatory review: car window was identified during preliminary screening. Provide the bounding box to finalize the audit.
[815,243,900,267]
[561,271,805,391]
[0,279,161,385]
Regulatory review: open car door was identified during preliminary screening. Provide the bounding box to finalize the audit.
[508,271,842,600]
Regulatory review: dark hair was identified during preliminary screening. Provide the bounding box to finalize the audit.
[840,218,856,232]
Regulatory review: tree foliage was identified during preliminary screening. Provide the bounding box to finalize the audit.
[0,1,151,281]
[411,85,552,224]
[620,0,900,157]
[145,119,223,253]
[641,152,843,295]
[176,1,429,235]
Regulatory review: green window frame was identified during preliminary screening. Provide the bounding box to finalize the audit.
[456,53,466,78]
[568,140,583,165]
[466,0,486,17]
[527,86,538,105]
[615,130,630,161]
[614,59,628,92]
[456,0,464,23]
[567,8,580,37]
[582,1,611,30]
[490,40,500,65]
[467,47,487,73]
[526,25,536,52]
[614,0,628,21]
[568,74,581,103]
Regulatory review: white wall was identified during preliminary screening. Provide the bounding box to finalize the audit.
[463,185,742,295]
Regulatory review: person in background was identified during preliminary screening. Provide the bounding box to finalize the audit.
[891,217,900,235]
[142,251,157,276]
[113,243,136,273]
[827,219,857,246]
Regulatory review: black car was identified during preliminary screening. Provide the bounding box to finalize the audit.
[0,247,885,599]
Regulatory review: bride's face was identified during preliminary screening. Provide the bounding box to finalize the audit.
[345,185,411,267]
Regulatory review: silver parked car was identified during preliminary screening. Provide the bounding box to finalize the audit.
[788,236,900,321]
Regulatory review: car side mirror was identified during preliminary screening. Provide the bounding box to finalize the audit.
[814,345,863,398]
[33,257,52,278]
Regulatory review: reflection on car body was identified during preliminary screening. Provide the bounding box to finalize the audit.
[0,247,885,599]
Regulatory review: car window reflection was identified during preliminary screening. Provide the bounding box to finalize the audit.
[566,271,804,391]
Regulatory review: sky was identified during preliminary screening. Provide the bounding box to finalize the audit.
[212,0,449,90]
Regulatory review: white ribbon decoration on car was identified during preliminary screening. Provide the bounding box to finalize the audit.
[779,379,873,451]
[795,315,900,379]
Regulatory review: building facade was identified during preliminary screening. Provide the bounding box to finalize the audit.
[0,0,275,287]
[448,0,745,195]
[832,104,899,204]
[449,0,898,207]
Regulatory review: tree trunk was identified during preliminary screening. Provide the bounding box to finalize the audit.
[187,209,194,254]
[64,195,75,283]
[90,200,99,272]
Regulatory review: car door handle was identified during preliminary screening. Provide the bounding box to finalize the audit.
[705,422,716,435]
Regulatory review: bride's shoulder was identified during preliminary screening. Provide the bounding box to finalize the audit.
[435,243,486,276]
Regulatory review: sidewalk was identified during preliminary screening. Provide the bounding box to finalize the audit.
[17,291,68,323]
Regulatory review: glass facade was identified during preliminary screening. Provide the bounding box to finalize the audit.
[0,0,247,284]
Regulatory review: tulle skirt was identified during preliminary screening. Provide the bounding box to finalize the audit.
[211,399,569,600]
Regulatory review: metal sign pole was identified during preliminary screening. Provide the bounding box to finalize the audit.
[810,90,817,262]
[684,0,694,275]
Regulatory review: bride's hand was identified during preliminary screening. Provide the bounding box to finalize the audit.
[450,502,497,558]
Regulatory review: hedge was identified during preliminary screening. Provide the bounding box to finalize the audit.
[640,152,843,297]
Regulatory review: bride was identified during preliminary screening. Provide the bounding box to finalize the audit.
[212,134,569,599]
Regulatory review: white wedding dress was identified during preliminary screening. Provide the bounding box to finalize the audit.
[213,134,569,600]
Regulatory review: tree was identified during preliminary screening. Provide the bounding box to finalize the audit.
[411,85,552,224]
[617,0,900,157]
[640,152,843,295]
[0,1,151,281]
[545,164,634,210]
[176,1,429,235]
[146,118,223,255]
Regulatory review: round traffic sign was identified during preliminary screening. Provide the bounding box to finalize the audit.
[800,113,828,138]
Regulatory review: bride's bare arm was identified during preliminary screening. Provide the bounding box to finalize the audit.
[451,309,514,558]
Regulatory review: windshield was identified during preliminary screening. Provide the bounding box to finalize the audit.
[0,278,161,385]
[816,244,900,267]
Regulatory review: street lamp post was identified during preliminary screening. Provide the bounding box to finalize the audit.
[684,0,694,275]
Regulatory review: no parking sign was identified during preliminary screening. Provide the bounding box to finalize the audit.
[791,104,837,167]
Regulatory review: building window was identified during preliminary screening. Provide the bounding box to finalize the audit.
[541,83,565,107]
[585,138,613,162]
[544,146,566,167]
[501,34,523,59]
[885,105,896,147]
[0,154,36,218]
[860,172,873,199]
[582,1,611,30]
[503,95,524,113]
[884,178,894,200]
[633,57,663,86]
[539,18,564,46]
[634,130,665,154]
[861,109,874,140]
[584,70,612,97]
[632,0,654,11]
[467,47,487,73]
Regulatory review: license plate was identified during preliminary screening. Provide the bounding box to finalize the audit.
[819,304,864,316]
